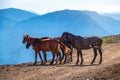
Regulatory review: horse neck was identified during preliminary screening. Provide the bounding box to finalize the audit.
[67,34,75,44]
[28,37,35,46]
[67,34,82,48]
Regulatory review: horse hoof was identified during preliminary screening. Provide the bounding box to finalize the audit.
[45,60,47,62]
[80,63,83,66]
[59,62,62,64]
[63,61,66,64]
[90,62,94,65]
[76,63,78,65]
[50,63,53,65]
[50,62,53,65]
[33,63,36,65]
[40,61,43,65]
[70,60,73,62]
[41,62,44,65]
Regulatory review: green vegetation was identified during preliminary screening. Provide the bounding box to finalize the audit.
[102,37,113,43]
[102,34,120,43]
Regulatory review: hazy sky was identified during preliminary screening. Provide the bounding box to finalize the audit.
[0,0,120,14]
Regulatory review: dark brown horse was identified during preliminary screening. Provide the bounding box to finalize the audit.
[61,32,103,65]
[22,35,71,65]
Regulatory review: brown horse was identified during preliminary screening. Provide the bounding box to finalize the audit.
[60,40,73,63]
[53,37,72,64]
[22,35,71,65]
[61,32,103,65]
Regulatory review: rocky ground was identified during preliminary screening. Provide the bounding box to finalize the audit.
[0,42,120,80]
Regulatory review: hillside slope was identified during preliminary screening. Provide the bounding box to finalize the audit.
[0,8,38,21]
[0,42,120,80]
[102,13,120,20]
[15,10,110,36]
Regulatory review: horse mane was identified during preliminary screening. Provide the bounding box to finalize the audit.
[40,37,49,39]
[33,37,52,44]
[63,32,80,37]
[63,32,75,36]
[63,32,83,40]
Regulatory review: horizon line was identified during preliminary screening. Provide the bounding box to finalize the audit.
[1,7,120,15]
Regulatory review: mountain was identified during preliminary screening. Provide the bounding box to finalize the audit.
[0,8,120,65]
[102,12,120,20]
[83,11,120,34]
[0,8,38,21]
[16,10,109,37]
[0,16,17,28]
[0,8,39,31]
[0,8,39,65]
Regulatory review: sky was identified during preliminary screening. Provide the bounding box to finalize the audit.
[0,0,120,14]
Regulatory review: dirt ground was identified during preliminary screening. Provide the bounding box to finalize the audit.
[0,42,120,80]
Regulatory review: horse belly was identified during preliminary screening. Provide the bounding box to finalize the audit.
[37,42,51,51]
[41,44,51,51]
[81,40,91,49]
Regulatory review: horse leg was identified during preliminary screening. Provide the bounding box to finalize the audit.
[63,54,67,63]
[44,52,47,62]
[91,48,97,65]
[50,53,55,65]
[38,52,43,65]
[98,48,102,64]
[55,54,58,64]
[70,51,73,62]
[62,50,68,63]
[33,52,37,65]
[43,51,47,64]
[79,50,83,65]
[61,50,65,60]
[76,50,79,65]
[58,52,62,64]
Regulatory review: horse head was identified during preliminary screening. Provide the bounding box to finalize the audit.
[60,32,68,43]
[22,34,30,44]
[61,32,74,46]
[61,41,72,54]
[26,42,31,49]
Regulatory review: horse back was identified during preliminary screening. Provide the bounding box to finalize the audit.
[78,36,102,49]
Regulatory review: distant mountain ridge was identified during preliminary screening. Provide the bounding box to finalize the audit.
[16,9,111,36]
[0,8,120,65]
[102,13,120,20]
[83,11,120,34]
[0,8,38,21]
[15,9,120,36]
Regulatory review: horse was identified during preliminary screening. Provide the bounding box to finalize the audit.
[60,40,73,63]
[60,32,103,65]
[33,37,72,64]
[53,37,72,64]
[22,34,71,65]
[22,35,48,65]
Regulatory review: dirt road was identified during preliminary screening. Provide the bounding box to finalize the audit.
[0,42,120,80]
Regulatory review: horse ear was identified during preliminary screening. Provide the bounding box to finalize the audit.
[26,34,30,39]
[23,34,29,39]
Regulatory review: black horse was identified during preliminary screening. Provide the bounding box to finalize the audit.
[60,32,103,65]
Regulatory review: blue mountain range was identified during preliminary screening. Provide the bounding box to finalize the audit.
[0,8,120,65]
[102,12,120,20]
